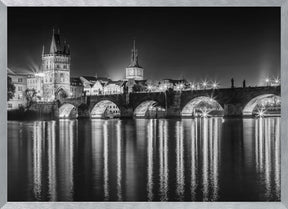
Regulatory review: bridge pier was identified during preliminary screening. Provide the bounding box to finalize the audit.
[223,104,243,117]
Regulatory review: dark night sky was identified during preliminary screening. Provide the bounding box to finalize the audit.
[8,7,280,87]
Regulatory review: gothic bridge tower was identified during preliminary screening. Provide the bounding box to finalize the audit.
[42,29,71,101]
[125,40,144,80]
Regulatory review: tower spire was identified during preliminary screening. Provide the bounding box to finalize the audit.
[129,40,140,68]
[50,27,62,54]
[50,28,57,54]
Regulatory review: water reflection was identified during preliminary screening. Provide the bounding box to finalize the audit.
[254,117,280,200]
[32,121,43,200]
[116,120,123,201]
[176,120,185,200]
[58,120,76,200]
[8,117,280,201]
[159,120,168,201]
[146,119,154,201]
[47,121,57,201]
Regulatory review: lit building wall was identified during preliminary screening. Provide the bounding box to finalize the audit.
[70,78,83,98]
[103,83,124,95]
[126,67,144,80]
[8,73,27,110]
[90,80,104,95]
[27,74,44,100]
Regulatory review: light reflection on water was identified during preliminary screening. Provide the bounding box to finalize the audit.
[8,117,280,201]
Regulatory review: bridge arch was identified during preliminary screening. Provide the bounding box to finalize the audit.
[134,100,166,118]
[181,96,224,117]
[243,94,280,116]
[91,100,121,118]
[59,103,78,118]
[55,87,68,100]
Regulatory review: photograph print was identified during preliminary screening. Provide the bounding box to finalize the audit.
[7,7,280,201]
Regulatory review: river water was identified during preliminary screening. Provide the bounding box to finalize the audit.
[8,117,280,201]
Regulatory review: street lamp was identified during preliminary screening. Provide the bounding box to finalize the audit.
[190,82,195,90]
[274,78,280,85]
[265,78,270,86]
[212,81,219,89]
[147,85,152,92]
[202,81,207,89]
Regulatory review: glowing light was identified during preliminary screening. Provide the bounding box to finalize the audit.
[175,82,184,91]
[35,72,45,77]
[202,81,207,87]
[212,81,219,89]
[265,78,270,83]
[274,78,280,84]
[200,108,211,118]
[256,108,266,118]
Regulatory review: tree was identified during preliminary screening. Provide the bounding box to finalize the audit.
[7,77,15,101]
[25,89,38,108]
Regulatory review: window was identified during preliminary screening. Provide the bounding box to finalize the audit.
[8,103,12,108]
[18,78,23,82]
[63,65,67,69]
[18,86,22,91]
[60,73,64,83]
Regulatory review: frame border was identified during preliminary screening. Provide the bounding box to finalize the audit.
[1,1,287,209]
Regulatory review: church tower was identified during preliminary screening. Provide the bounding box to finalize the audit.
[42,29,71,101]
[125,40,144,80]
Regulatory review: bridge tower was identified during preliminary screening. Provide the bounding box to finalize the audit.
[42,28,71,101]
[125,40,144,80]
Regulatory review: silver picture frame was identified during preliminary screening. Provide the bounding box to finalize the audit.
[1,0,287,208]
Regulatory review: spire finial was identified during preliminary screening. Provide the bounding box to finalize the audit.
[50,28,57,54]
[42,45,45,56]
[52,27,55,34]
[58,28,60,34]
[133,39,136,52]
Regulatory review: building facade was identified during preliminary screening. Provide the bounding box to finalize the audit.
[42,29,71,101]
[70,77,83,98]
[103,80,126,95]
[125,40,144,80]
[7,69,27,110]
[27,73,44,101]
[80,76,110,96]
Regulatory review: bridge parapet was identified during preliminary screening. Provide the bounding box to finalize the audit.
[56,86,280,118]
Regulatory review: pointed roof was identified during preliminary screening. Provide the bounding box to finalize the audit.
[128,40,142,68]
[50,28,62,54]
[7,68,15,75]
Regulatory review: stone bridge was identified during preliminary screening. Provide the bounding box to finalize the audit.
[56,86,280,118]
